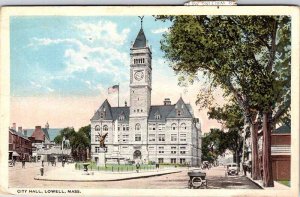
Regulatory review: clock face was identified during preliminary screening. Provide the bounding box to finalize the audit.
[134,71,144,81]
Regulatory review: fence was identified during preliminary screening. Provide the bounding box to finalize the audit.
[75,163,161,172]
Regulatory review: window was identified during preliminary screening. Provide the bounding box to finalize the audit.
[180,134,186,142]
[177,110,182,116]
[126,126,129,131]
[171,150,176,154]
[171,134,177,141]
[119,115,124,121]
[180,151,186,154]
[103,125,108,131]
[95,147,100,153]
[135,134,141,141]
[149,146,154,149]
[158,134,165,142]
[155,114,160,119]
[158,124,164,131]
[171,123,177,130]
[180,158,186,164]
[149,134,155,142]
[158,158,164,163]
[180,123,187,130]
[95,135,100,142]
[100,112,105,119]
[122,146,128,149]
[122,134,129,142]
[135,123,141,131]
[171,158,176,164]
[180,146,186,149]
[158,146,164,153]
[118,126,120,131]
[95,125,100,131]
[123,125,126,131]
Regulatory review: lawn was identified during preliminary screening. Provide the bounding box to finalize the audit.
[75,162,159,172]
[277,180,290,187]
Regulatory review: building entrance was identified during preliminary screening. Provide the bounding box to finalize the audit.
[133,150,142,160]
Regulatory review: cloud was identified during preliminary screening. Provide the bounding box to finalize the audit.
[74,20,130,46]
[151,27,169,34]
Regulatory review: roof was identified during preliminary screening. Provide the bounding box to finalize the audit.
[26,128,62,141]
[132,28,147,48]
[31,127,44,141]
[166,97,193,118]
[9,129,30,141]
[273,124,291,134]
[92,97,194,122]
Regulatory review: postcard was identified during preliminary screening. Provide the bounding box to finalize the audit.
[0,6,299,197]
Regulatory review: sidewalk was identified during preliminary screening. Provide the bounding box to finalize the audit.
[244,171,290,190]
[34,164,182,182]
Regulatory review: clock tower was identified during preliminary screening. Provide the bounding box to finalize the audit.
[129,20,152,118]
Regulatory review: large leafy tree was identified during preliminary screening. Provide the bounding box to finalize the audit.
[208,102,247,166]
[54,125,91,161]
[201,128,227,163]
[157,15,291,187]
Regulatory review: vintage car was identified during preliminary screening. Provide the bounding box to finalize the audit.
[226,163,239,176]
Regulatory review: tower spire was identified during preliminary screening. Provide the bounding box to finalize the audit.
[138,16,144,29]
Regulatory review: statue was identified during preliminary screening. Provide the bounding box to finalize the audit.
[98,132,108,148]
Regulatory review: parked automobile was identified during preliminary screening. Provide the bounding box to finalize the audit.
[226,163,239,176]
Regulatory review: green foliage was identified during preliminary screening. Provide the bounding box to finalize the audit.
[54,125,91,161]
[157,15,291,118]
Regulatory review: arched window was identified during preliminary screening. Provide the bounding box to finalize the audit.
[103,125,108,131]
[95,125,100,131]
[119,115,124,121]
[180,123,187,130]
[171,123,177,130]
[135,123,141,131]
[155,114,161,119]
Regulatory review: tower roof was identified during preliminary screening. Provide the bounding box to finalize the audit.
[132,28,147,48]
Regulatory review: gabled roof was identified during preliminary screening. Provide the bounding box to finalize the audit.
[91,99,113,120]
[132,28,147,48]
[9,129,30,141]
[166,97,193,118]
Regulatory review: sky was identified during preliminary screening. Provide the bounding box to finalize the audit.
[10,15,223,132]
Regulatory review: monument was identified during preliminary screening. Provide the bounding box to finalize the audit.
[96,132,108,167]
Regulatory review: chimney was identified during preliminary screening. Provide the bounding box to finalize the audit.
[35,126,42,130]
[18,126,22,133]
[125,101,127,107]
[12,123,16,130]
[163,98,171,105]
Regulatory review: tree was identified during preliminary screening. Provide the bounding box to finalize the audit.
[208,102,247,167]
[54,126,91,161]
[201,128,227,163]
[157,15,291,187]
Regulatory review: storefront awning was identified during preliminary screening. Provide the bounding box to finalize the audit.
[12,151,20,157]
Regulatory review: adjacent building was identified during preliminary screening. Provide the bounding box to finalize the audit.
[8,123,32,161]
[90,23,202,166]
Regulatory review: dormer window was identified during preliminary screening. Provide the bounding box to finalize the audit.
[155,114,161,120]
[100,112,105,119]
[177,110,182,116]
[119,115,125,121]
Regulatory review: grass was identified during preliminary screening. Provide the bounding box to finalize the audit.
[75,162,160,172]
[277,180,290,187]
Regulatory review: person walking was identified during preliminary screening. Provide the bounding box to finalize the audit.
[22,158,25,168]
[136,162,140,173]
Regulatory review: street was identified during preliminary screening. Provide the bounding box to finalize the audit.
[9,162,261,189]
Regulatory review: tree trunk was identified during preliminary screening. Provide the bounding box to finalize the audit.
[262,112,274,187]
[251,122,261,180]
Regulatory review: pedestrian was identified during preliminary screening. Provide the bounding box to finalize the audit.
[40,166,44,176]
[136,162,140,173]
[242,162,247,176]
[22,159,25,168]
[42,160,44,167]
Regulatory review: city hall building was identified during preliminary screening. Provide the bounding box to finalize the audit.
[90,24,202,166]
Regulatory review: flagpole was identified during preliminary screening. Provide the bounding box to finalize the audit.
[118,83,120,107]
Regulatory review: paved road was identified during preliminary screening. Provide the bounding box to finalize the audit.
[9,162,261,189]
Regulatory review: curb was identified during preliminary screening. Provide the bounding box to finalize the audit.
[245,176,264,189]
[34,170,182,182]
